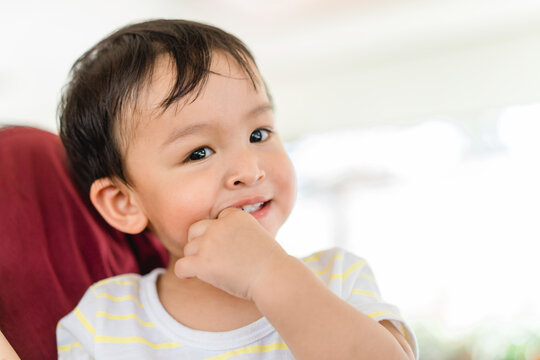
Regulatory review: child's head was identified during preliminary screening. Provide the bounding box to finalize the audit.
[59,19,261,195]
[59,19,296,257]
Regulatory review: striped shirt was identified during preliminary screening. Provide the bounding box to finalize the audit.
[57,247,418,359]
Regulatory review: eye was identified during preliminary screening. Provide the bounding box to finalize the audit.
[250,128,271,143]
[186,146,214,162]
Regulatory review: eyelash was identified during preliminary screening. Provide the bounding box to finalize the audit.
[183,128,273,163]
[250,128,272,143]
[185,146,214,162]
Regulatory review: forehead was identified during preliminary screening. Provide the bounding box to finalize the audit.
[149,53,260,112]
[116,52,265,152]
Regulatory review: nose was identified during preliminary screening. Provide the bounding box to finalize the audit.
[225,151,265,189]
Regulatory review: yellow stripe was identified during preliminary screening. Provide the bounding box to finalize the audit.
[74,307,95,335]
[94,278,139,289]
[329,260,367,281]
[368,311,402,320]
[399,323,410,344]
[404,326,410,345]
[357,273,376,282]
[96,311,154,327]
[394,322,412,347]
[58,341,82,352]
[96,293,144,308]
[350,289,380,300]
[205,342,289,360]
[303,250,325,263]
[94,335,181,349]
[309,254,344,275]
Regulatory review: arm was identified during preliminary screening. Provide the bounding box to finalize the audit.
[0,330,20,360]
[251,254,415,360]
[176,208,415,360]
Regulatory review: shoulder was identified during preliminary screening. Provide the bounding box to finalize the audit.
[90,272,145,298]
[300,247,375,294]
[300,247,370,276]
[58,272,147,327]
[68,272,147,312]
[57,270,163,357]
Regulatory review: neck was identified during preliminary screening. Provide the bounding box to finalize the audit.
[156,258,262,332]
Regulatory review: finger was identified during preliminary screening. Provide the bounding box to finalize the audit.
[182,237,200,257]
[187,219,212,240]
[217,207,241,219]
[174,256,198,279]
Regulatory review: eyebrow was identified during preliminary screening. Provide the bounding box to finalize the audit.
[161,124,209,149]
[161,103,274,149]
[247,103,274,118]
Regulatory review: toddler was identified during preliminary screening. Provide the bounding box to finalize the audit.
[56,19,417,359]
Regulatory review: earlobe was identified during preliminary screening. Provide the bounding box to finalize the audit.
[90,178,148,234]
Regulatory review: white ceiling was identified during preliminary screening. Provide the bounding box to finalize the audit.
[2,0,540,140]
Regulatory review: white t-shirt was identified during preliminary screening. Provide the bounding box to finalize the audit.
[57,247,418,359]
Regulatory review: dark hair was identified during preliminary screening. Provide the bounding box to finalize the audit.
[58,19,262,195]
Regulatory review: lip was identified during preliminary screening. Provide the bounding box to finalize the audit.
[229,196,270,209]
[217,196,272,219]
[243,200,271,219]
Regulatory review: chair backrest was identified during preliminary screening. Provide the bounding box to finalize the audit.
[0,126,168,360]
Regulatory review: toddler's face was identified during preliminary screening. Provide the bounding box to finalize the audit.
[123,54,296,258]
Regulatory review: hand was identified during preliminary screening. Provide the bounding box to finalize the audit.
[174,207,288,300]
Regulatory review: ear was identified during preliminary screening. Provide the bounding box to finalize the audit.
[90,178,148,234]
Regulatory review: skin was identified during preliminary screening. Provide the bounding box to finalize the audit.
[0,330,20,360]
[91,53,415,359]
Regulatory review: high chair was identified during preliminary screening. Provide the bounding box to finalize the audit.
[0,126,168,359]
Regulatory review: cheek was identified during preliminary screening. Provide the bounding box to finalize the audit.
[284,163,297,211]
[165,189,215,228]
[273,154,297,212]
[142,179,217,246]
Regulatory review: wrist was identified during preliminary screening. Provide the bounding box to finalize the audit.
[249,253,302,304]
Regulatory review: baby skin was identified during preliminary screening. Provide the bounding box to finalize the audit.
[90,53,414,360]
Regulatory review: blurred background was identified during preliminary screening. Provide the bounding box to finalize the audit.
[2,0,540,358]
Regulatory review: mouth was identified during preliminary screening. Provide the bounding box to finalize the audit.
[228,198,271,219]
[240,201,269,213]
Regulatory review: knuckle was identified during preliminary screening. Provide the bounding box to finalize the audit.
[183,240,198,256]
[187,226,198,240]
[188,220,208,239]
[198,238,211,253]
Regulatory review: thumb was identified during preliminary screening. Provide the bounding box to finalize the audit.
[217,207,240,219]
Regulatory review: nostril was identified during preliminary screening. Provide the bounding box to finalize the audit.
[234,180,241,186]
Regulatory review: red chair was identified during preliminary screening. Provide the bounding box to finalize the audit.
[0,126,168,359]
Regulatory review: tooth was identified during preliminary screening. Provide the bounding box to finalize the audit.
[242,202,263,213]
